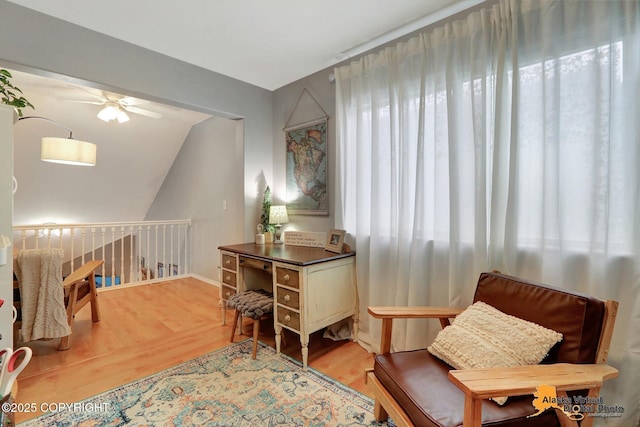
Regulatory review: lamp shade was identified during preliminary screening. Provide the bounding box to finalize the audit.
[269,205,289,225]
[41,137,97,166]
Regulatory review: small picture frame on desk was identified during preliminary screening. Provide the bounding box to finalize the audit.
[325,229,346,253]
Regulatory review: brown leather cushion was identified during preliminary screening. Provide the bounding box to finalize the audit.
[473,272,605,364]
[374,350,561,427]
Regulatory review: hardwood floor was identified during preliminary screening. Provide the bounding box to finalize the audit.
[13,277,375,423]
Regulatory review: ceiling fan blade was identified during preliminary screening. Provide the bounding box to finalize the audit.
[122,105,163,119]
[119,96,146,106]
[61,85,108,101]
[66,100,106,105]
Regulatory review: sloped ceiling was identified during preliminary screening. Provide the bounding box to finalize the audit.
[7,0,481,226]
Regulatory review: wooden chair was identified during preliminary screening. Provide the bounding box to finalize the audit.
[14,249,103,350]
[366,272,618,427]
[59,259,104,350]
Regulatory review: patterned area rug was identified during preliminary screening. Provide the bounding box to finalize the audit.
[20,340,393,426]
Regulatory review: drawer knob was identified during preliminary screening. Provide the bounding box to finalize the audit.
[225,291,230,297]
[283,273,290,281]
[225,259,231,265]
[284,294,291,302]
[284,314,291,322]
[225,275,231,281]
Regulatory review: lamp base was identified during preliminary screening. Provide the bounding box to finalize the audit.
[273,224,284,244]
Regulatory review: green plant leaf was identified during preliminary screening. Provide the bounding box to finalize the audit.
[0,68,34,116]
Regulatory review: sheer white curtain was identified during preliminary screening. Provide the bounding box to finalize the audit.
[334,1,639,425]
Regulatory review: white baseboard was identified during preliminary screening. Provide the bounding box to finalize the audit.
[189,273,220,288]
[96,273,220,293]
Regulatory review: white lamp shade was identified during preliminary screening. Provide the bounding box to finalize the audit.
[269,205,289,224]
[41,137,97,166]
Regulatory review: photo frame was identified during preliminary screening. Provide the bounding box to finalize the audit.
[325,229,346,253]
[285,118,329,215]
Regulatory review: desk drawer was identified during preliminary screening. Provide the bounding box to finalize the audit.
[276,267,299,288]
[221,285,236,300]
[277,287,300,310]
[277,307,300,331]
[239,256,272,273]
[222,254,237,271]
[222,270,236,286]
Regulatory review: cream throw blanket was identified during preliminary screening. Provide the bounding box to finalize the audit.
[15,248,72,341]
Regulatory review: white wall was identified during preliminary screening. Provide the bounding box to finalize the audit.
[145,116,244,282]
[0,105,15,348]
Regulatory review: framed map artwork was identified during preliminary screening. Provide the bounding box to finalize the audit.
[286,118,328,215]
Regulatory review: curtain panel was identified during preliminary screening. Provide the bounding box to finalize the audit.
[334,1,639,425]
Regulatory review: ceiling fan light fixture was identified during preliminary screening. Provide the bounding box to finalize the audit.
[117,109,130,123]
[97,104,119,122]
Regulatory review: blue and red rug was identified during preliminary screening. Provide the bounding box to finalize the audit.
[20,340,392,426]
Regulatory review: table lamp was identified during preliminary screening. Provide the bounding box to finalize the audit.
[269,205,289,244]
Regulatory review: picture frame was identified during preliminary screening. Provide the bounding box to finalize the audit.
[325,229,346,253]
[285,118,329,216]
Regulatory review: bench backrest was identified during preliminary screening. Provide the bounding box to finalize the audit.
[473,272,606,364]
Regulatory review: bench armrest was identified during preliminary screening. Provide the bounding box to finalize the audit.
[368,306,464,319]
[448,363,618,400]
[62,260,104,288]
[369,306,464,354]
[448,363,618,427]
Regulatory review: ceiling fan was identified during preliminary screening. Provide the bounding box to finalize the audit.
[65,89,163,123]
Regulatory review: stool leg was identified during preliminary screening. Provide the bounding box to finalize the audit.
[252,318,260,359]
[230,310,240,343]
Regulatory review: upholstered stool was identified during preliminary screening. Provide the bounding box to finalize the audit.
[227,289,274,359]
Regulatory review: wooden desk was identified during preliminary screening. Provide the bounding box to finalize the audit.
[218,243,358,368]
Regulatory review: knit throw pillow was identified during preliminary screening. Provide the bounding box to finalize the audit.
[428,301,563,405]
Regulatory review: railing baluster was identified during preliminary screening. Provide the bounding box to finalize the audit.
[129,226,135,284]
[91,227,96,261]
[69,228,75,271]
[183,224,187,275]
[169,224,174,277]
[139,225,144,282]
[119,227,125,285]
[147,225,151,281]
[111,227,116,286]
[101,227,106,284]
[154,225,159,278]
[81,228,86,265]
[162,224,167,278]
[177,224,181,275]
[187,224,190,274]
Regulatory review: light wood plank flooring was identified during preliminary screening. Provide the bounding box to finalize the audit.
[13,277,375,423]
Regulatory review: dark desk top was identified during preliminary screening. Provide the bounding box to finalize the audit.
[218,243,355,266]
